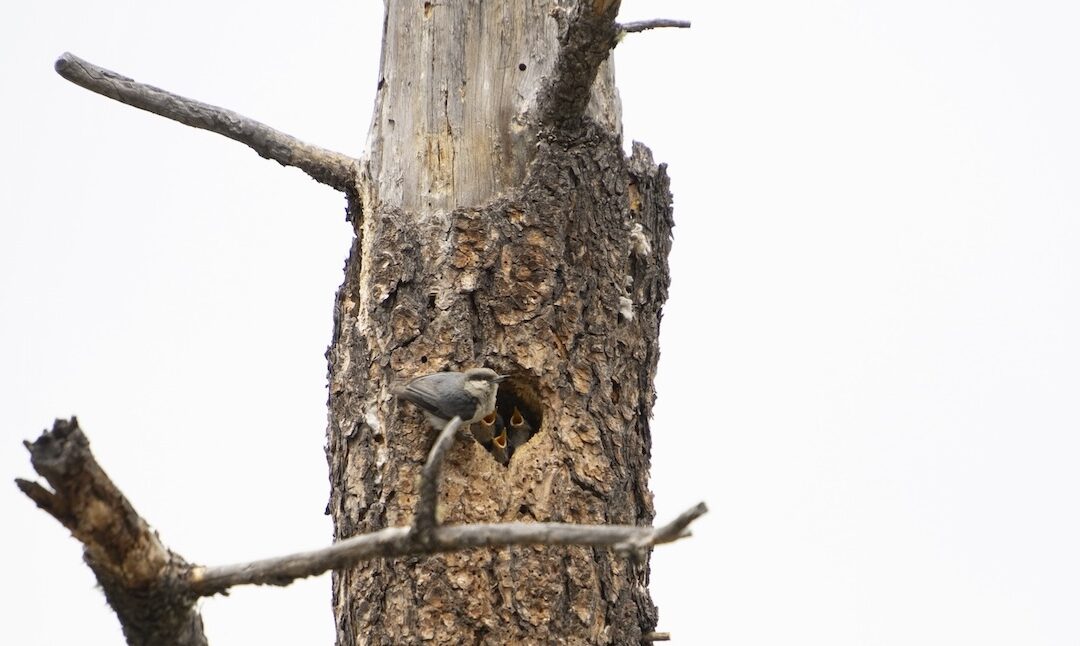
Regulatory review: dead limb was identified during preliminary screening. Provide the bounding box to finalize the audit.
[54,52,358,192]
[19,418,706,613]
[16,418,207,646]
[619,19,691,34]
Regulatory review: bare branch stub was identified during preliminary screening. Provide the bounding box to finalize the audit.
[535,5,691,129]
[619,19,691,34]
[17,418,208,646]
[616,501,708,563]
[53,52,359,192]
[21,419,706,606]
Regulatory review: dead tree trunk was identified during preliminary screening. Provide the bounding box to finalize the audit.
[22,2,693,644]
[326,1,674,643]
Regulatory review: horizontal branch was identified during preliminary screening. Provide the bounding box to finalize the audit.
[21,418,706,630]
[189,502,708,596]
[619,19,691,34]
[54,52,358,192]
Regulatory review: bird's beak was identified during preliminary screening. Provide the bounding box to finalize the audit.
[495,374,510,383]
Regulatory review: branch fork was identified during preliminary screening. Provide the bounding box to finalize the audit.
[18,418,707,641]
[32,5,699,644]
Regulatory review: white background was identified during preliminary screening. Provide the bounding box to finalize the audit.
[3,1,1078,644]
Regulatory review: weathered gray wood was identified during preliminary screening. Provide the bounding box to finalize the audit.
[363,0,623,213]
[28,1,690,642]
[328,1,679,642]
[54,52,358,192]
[16,419,207,646]
[188,503,706,596]
[19,418,702,617]
[620,19,691,34]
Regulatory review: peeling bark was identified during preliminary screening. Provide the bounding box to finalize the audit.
[326,2,674,642]
[30,2,681,644]
[16,419,207,646]
[17,419,701,632]
[24,1,691,643]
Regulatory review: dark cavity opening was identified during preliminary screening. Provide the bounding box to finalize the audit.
[474,373,542,466]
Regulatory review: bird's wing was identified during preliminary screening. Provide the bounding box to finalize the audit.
[395,376,454,418]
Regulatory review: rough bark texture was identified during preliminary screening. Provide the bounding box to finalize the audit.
[326,1,674,643]
[17,419,207,646]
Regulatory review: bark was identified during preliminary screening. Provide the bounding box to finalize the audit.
[17,416,700,641]
[326,1,674,643]
[28,5,692,636]
[16,419,207,646]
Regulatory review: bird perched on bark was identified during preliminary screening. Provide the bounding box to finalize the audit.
[393,368,508,430]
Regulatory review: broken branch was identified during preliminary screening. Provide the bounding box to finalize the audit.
[619,19,691,34]
[615,500,707,560]
[17,418,207,646]
[54,52,358,192]
[20,418,707,616]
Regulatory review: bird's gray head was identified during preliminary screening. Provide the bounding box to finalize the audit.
[465,368,507,383]
[462,368,508,396]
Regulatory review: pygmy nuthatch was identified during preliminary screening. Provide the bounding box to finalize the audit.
[393,368,508,430]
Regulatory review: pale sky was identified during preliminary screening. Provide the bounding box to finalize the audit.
[3,1,1079,644]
